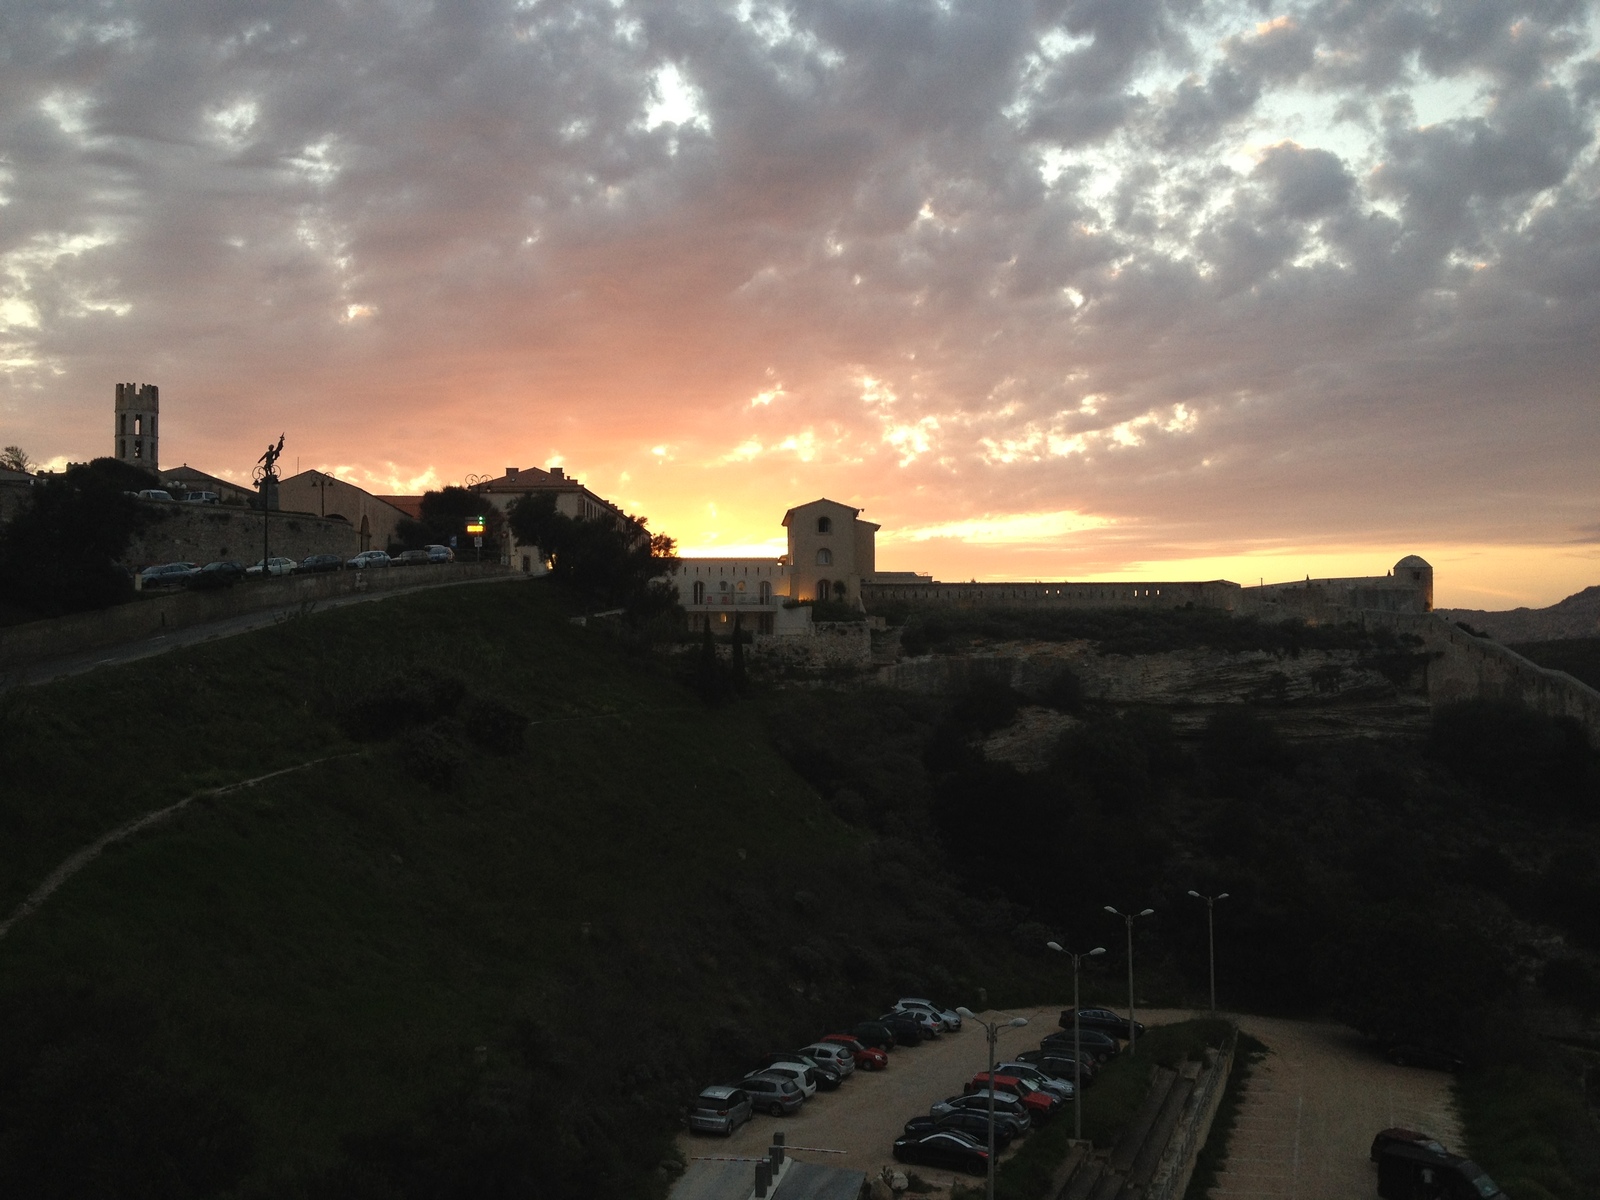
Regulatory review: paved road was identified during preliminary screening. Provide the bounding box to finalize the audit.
[1201,1012,1460,1200]
[2,573,524,690]
[676,1007,1461,1199]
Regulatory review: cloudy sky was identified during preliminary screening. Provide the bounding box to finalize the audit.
[4,0,1598,606]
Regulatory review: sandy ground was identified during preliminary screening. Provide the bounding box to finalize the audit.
[675,1006,1461,1199]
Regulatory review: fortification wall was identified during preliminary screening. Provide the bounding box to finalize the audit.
[1352,611,1600,745]
[861,579,1242,612]
[124,504,360,569]
[749,621,873,672]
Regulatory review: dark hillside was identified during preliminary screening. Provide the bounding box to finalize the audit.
[0,582,1051,1199]
[1509,637,1600,691]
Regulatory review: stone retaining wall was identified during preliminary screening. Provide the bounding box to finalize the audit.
[124,503,361,569]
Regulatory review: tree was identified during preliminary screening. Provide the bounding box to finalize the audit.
[505,493,678,618]
[0,458,160,617]
[0,446,31,473]
[393,486,504,553]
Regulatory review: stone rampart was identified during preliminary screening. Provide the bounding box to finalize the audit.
[861,579,1241,612]
[0,563,516,675]
[748,621,874,672]
[123,503,360,570]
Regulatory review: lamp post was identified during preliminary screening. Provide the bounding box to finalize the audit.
[955,1006,1028,1200]
[1187,890,1229,1016]
[1104,906,1155,1055]
[1046,941,1105,1141]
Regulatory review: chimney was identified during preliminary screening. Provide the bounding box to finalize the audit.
[506,467,519,479]
[550,466,565,480]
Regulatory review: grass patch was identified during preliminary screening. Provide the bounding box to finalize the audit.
[1182,1031,1267,1200]
[1458,1061,1600,1200]
[0,580,1059,1198]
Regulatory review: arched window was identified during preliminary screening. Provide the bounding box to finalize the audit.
[816,579,831,601]
[692,581,705,604]
[758,580,771,602]
[736,580,746,592]
[817,516,832,533]
[816,548,832,566]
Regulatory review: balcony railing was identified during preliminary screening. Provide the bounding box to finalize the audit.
[684,593,776,607]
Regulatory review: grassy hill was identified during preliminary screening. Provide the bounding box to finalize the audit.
[0,581,1053,1198]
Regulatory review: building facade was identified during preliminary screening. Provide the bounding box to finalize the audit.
[783,499,880,604]
[469,464,627,572]
[114,382,159,470]
[276,470,415,552]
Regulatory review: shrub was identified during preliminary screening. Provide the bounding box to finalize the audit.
[337,669,468,741]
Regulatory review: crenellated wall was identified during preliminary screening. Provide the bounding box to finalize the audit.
[861,579,1242,612]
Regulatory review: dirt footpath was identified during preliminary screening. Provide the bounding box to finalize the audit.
[674,1007,1461,1199]
[676,1005,1062,1188]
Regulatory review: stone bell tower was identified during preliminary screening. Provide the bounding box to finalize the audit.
[114,382,159,470]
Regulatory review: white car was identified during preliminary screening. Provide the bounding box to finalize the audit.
[245,557,297,577]
[347,550,392,569]
[895,999,956,1032]
[798,1043,855,1078]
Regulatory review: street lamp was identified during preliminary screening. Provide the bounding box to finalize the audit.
[1104,906,1155,1056]
[1046,941,1105,1141]
[955,1006,1029,1200]
[1187,890,1229,1016]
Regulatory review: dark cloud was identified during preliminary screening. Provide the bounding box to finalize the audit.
[0,0,1595,597]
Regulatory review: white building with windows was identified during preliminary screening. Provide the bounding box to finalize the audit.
[670,498,884,633]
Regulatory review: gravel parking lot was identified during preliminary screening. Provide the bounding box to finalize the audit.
[676,1007,1462,1198]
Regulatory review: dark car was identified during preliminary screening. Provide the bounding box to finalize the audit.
[299,553,344,574]
[965,1073,1058,1121]
[185,561,246,589]
[395,549,431,566]
[931,1091,1031,1132]
[1376,1141,1505,1200]
[892,1130,989,1176]
[903,1112,1020,1149]
[849,1021,900,1052]
[1384,1044,1464,1072]
[1042,1028,1120,1061]
[1016,1047,1098,1084]
[820,1034,889,1071]
[1370,1127,1447,1162]
[877,1012,931,1045]
[139,561,197,589]
[1060,1007,1145,1040]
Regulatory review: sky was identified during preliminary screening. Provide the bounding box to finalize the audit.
[2,0,1598,609]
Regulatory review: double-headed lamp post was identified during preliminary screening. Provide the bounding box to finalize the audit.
[1104,906,1155,1055]
[955,1007,1028,1200]
[1187,890,1229,1015]
[1045,941,1105,1141]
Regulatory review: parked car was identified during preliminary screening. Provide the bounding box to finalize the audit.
[1017,1046,1098,1084]
[185,561,246,589]
[1384,1043,1464,1073]
[750,1060,817,1099]
[425,544,455,563]
[347,550,392,569]
[883,1008,940,1039]
[891,1001,947,1033]
[1042,1028,1120,1061]
[849,1021,900,1052]
[897,998,963,1031]
[135,488,174,502]
[903,1112,1021,1149]
[139,561,197,589]
[1375,1141,1505,1200]
[994,1062,1075,1102]
[782,1054,843,1091]
[1370,1127,1448,1163]
[874,1013,930,1045]
[394,549,432,566]
[299,553,344,574]
[965,1073,1058,1120]
[738,1071,804,1117]
[820,1034,889,1071]
[685,1085,753,1136]
[245,557,297,577]
[1060,1007,1145,1041]
[797,1043,855,1079]
[178,491,220,504]
[892,1130,990,1176]
[931,1091,1031,1131]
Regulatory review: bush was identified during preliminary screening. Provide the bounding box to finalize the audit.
[337,670,468,741]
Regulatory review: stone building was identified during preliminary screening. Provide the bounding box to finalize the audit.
[113,383,160,470]
[1243,556,1434,614]
[276,470,415,552]
[783,499,880,604]
[159,464,258,506]
[469,464,627,573]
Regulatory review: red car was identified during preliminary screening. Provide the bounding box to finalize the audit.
[821,1033,889,1071]
[964,1072,1057,1120]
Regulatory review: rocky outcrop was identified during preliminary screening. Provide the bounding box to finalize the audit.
[1439,584,1600,642]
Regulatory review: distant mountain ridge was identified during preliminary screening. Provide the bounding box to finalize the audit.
[1439,584,1600,642]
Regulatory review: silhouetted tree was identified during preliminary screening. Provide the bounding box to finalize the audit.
[505,492,678,618]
